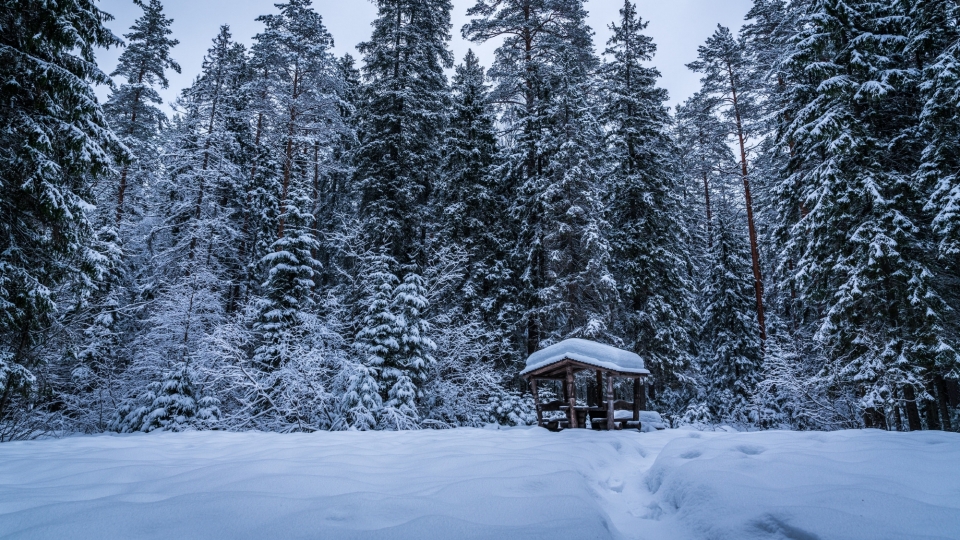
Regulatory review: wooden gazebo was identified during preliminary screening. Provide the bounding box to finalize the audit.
[521,339,650,431]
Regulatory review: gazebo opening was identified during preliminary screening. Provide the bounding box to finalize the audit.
[520,339,651,431]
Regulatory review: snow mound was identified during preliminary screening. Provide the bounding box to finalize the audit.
[614,410,668,431]
[0,429,958,539]
[521,338,648,375]
[644,430,960,540]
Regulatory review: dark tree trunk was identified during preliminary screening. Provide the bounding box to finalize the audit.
[934,374,953,431]
[632,378,641,420]
[863,407,887,430]
[893,388,904,432]
[946,378,960,408]
[116,166,129,225]
[726,63,765,342]
[925,381,942,430]
[903,385,923,431]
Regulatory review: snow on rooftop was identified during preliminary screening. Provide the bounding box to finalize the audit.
[520,338,649,376]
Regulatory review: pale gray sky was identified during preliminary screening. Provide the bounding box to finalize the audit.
[94,0,753,109]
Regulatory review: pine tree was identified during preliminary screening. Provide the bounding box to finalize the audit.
[314,53,360,287]
[103,0,180,225]
[0,0,124,431]
[148,25,250,348]
[740,0,807,331]
[675,90,731,250]
[355,0,454,266]
[688,25,767,342]
[163,25,248,261]
[246,0,343,371]
[104,22,250,435]
[601,1,697,393]
[242,0,344,293]
[76,2,181,432]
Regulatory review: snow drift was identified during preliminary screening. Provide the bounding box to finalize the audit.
[0,428,957,539]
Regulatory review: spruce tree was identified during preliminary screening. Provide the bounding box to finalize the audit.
[907,0,960,429]
[389,271,436,414]
[350,0,451,417]
[340,363,383,431]
[112,361,220,432]
[465,0,615,354]
[352,251,399,426]
[439,50,502,309]
[601,1,697,394]
[913,1,960,259]
[0,0,124,430]
[355,0,454,265]
[699,190,763,424]
[775,0,955,427]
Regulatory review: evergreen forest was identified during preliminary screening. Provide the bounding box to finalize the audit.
[2,0,959,439]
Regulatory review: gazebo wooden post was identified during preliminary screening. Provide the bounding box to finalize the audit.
[531,379,543,427]
[595,370,604,407]
[632,378,641,421]
[638,378,647,412]
[606,372,615,431]
[565,366,578,428]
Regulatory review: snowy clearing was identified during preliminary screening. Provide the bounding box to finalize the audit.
[1,428,958,540]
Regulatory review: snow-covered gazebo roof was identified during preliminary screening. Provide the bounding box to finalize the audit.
[520,339,649,378]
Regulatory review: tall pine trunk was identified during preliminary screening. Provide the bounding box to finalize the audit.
[727,62,765,342]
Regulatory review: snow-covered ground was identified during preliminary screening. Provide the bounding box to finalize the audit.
[1,428,958,540]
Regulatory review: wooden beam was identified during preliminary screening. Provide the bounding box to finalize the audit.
[606,372,615,431]
[531,379,543,427]
[566,366,578,429]
[523,358,649,381]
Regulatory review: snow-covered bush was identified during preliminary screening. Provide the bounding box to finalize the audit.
[678,402,713,429]
[754,333,861,431]
[112,362,219,433]
[484,391,537,427]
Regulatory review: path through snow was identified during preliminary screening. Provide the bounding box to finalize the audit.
[1,428,958,539]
